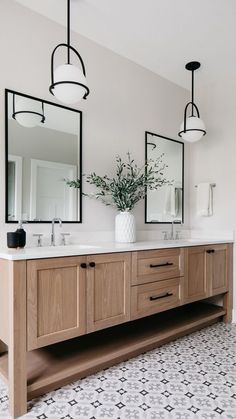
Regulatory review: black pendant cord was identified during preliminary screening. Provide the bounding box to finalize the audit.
[13,93,16,116]
[191,70,194,116]
[67,0,71,64]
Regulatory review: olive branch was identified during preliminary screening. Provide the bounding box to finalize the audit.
[66,152,170,212]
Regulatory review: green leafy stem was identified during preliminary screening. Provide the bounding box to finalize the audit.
[65,152,171,212]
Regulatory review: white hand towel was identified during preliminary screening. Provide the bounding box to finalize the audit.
[164,185,177,217]
[197,183,213,217]
[164,182,183,218]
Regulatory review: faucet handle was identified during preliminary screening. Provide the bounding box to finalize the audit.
[33,233,43,247]
[162,231,168,240]
[175,231,181,240]
[60,233,71,246]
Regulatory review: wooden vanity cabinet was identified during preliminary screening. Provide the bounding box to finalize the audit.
[0,243,233,419]
[26,245,230,350]
[27,257,87,350]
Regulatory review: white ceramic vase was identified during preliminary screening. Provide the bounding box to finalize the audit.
[115,211,136,243]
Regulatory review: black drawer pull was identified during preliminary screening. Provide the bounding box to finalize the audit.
[206,249,215,254]
[149,292,173,301]
[80,263,87,269]
[150,262,174,268]
[89,262,96,268]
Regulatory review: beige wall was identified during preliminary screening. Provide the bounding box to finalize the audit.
[0,0,189,243]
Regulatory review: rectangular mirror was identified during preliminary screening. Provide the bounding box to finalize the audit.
[145,131,184,224]
[5,89,82,223]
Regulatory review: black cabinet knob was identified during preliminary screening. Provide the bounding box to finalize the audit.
[80,263,87,269]
[206,249,215,254]
[89,262,96,268]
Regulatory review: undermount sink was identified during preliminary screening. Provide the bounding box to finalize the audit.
[64,244,101,249]
[180,238,210,242]
[161,238,204,244]
[31,244,101,250]
[162,238,217,245]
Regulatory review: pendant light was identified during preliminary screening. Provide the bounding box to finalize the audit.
[178,61,206,142]
[12,94,45,128]
[49,0,89,104]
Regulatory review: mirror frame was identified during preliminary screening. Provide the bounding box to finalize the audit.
[145,131,184,224]
[5,89,83,223]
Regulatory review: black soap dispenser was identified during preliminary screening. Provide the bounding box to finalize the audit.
[16,220,26,248]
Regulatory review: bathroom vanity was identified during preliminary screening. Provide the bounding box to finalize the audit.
[0,239,233,418]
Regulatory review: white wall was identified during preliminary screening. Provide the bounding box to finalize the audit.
[0,0,189,244]
[189,77,236,318]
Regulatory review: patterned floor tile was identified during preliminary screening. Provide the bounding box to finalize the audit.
[0,322,235,418]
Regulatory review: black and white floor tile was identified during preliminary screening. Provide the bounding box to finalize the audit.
[0,323,235,419]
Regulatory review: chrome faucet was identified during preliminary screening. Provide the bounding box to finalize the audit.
[170,219,181,240]
[51,218,62,246]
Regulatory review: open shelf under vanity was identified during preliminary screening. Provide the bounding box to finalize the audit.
[0,302,225,401]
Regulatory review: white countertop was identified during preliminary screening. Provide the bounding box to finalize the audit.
[0,238,233,260]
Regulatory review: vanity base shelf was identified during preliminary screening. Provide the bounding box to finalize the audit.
[0,302,226,402]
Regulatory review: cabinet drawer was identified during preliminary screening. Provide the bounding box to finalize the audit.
[131,278,182,320]
[132,249,184,285]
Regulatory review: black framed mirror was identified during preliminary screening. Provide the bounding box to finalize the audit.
[5,89,82,223]
[145,131,184,224]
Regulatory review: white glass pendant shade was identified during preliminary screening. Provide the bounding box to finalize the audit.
[179,116,206,143]
[14,98,43,128]
[53,64,87,104]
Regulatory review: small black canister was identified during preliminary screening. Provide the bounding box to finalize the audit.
[7,232,19,248]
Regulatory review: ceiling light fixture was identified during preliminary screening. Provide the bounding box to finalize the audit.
[178,61,206,142]
[12,94,45,128]
[49,0,90,104]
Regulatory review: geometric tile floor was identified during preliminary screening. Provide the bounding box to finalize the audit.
[0,322,235,418]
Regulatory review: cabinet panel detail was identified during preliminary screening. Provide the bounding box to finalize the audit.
[131,278,181,320]
[37,267,78,337]
[27,257,86,350]
[184,244,229,304]
[132,248,184,285]
[206,244,228,296]
[184,247,207,303]
[94,261,124,321]
[87,253,131,332]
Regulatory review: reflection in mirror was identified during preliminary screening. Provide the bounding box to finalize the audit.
[145,132,184,223]
[6,90,82,223]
